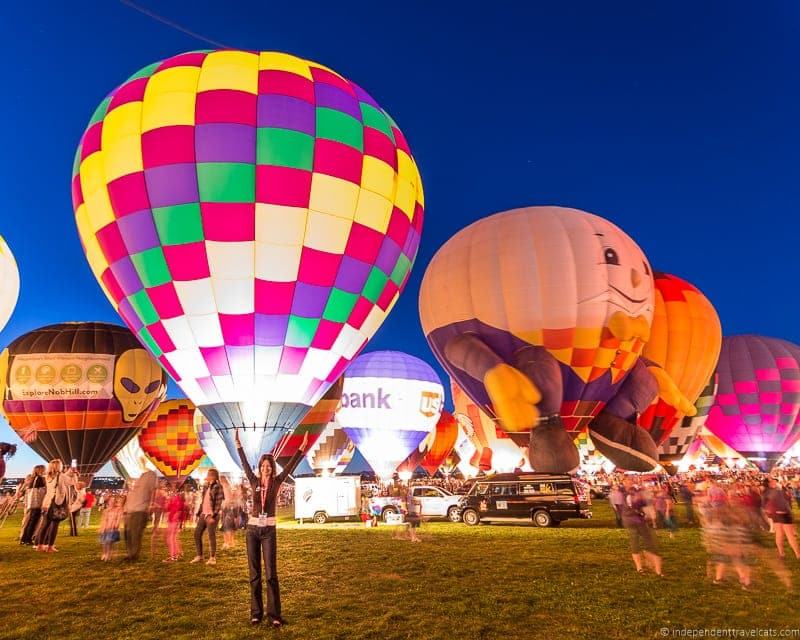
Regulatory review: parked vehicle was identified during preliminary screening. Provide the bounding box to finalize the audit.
[370,486,463,522]
[294,475,361,524]
[456,473,591,527]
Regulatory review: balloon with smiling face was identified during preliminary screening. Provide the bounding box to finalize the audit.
[0,322,166,479]
[420,206,694,473]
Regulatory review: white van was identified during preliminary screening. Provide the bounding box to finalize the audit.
[294,476,361,524]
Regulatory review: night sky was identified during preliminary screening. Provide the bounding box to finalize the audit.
[2,1,799,475]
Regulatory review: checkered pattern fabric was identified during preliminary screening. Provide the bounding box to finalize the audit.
[138,399,205,477]
[72,50,424,427]
[639,272,722,446]
[658,375,717,462]
[705,335,800,458]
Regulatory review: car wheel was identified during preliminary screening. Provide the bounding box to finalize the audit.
[532,510,552,527]
[462,509,480,526]
[313,511,328,525]
[382,507,398,522]
[447,506,461,523]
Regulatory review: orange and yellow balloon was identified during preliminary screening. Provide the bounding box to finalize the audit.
[138,399,205,479]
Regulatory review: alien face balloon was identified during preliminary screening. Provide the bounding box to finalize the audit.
[72,50,424,464]
[420,206,654,436]
[0,322,166,477]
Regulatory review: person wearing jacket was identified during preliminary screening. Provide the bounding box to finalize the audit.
[235,428,308,629]
[190,468,224,566]
[68,482,87,537]
[37,460,78,552]
[17,465,46,545]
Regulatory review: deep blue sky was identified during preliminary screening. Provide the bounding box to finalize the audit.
[2,1,799,476]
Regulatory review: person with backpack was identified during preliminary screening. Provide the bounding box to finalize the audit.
[17,464,46,545]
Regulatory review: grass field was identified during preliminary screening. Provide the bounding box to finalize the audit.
[1,502,799,640]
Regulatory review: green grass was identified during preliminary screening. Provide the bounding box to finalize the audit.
[0,503,798,640]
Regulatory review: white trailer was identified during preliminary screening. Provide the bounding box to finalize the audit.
[294,475,361,524]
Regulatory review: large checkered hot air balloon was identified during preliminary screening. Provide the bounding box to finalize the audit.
[138,399,205,479]
[704,335,800,471]
[420,207,695,473]
[637,272,721,446]
[0,322,166,478]
[337,351,443,479]
[72,50,424,468]
[0,235,20,334]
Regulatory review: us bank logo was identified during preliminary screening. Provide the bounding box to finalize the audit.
[419,391,442,418]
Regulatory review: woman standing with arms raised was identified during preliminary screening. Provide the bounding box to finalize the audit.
[234,428,308,628]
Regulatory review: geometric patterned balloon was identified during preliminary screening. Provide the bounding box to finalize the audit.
[659,375,717,463]
[704,335,800,471]
[72,50,424,467]
[638,272,721,446]
[138,399,205,478]
[193,409,241,476]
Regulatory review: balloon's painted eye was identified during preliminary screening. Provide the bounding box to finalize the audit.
[643,261,650,276]
[120,377,140,393]
[604,248,619,265]
[145,380,161,394]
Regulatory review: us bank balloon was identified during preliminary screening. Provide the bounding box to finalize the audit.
[72,50,424,468]
[0,235,19,334]
[0,322,166,478]
[637,272,721,446]
[704,335,800,471]
[337,351,443,479]
[420,207,694,473]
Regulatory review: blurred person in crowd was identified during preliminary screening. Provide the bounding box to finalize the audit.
[220,476,239,550]
[17,464,46,546]
[190,468,224,566]
[80,489,95,528]
[762,478,800,560]
[235,428,309,628]
[99,495,124,561]
[679,481,695,525]
[151,482,168,530]
[609,484,624,528]
[68,481,87,536]
[164,486,186,562]
[654,486,677,539]
[620,477,663,576]
[36,459,78,553]
[125,458,158,561]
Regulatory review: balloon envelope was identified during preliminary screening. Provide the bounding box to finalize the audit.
[306,418,353,474]
[0,235,19,334]
[337,351,443,478]
[419,410,458,476]
[272,376,344,467]
[138,399,205,479]
[0,322,166,477]
[193,409,242,476]
[451,381,527,474]
[420,207,654,441]
[112,435,159,479]
[72,50,424,473]
[659,375,717,462]
[638,272,721,445]
[705,335,800,470]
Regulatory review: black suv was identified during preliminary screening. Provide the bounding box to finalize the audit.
[457,473,592,527]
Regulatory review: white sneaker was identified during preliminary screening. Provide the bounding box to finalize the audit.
[206,557,217,565]
[189,556,203,564]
